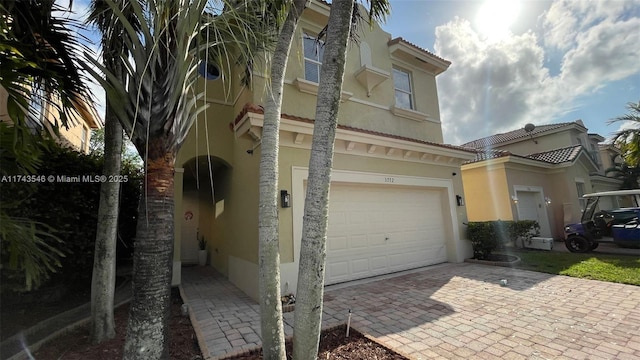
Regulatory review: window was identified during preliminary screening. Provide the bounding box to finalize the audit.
[81,126,88,152]
[303,34,324,83]
[576,182,586,211]
[197,61,220,80]
[393,68,413,110]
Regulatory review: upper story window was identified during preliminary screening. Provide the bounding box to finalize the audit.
[576,181,586,211]
[303,34,324,83]
[81,126,88,152]
[393,68,414,110]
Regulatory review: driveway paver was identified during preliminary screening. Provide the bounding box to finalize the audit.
[181,262,640,360]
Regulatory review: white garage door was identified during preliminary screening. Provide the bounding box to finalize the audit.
[325,183,447,285]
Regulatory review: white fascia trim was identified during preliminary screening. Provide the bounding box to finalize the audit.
[238,111,474,162]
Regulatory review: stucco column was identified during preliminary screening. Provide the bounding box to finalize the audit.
[172,167,184,286]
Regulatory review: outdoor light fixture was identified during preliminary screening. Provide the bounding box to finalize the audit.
[280,190,290,208]
[511,195,519,204]
[456,195,464,206]
[545,197,551,205]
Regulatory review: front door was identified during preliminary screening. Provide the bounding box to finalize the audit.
[516,190,551,237]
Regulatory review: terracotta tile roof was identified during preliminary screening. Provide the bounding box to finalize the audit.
[464,145,584,165]
[231,103,474,154]
[462,122,585,149]
[525,145,583,164]
[387,37,451,65]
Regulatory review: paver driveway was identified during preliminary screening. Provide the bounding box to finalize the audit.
[181,262,640,360]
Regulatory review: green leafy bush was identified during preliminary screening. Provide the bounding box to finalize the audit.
[467,220,540,259]
[1,143,141,292]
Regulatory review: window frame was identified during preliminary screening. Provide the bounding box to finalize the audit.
[81,126,88,152]
[576,181,586,211]
[302,33,324,83]
[393,67,415,110]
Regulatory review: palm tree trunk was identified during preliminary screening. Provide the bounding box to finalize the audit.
[90,105,124,344]
[292,1,354,359]
[258,1,307,359]
[123,146,176,360]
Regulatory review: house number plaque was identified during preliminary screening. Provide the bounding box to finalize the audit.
[384,177,395,183]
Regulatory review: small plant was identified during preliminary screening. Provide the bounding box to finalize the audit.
[467,220,540,259]
[197,235,207,250]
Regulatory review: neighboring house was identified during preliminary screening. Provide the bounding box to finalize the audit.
[172,0,476,300]
[460,120,622,239]
[0,85,101,154]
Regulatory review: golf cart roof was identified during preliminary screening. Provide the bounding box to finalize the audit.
[583,189,640,198]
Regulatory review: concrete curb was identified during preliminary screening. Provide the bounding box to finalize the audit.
[1,280,132,360]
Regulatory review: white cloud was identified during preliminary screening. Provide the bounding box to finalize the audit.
[435,0,640,145]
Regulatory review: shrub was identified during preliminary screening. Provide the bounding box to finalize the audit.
[467,220,540,259]
[1,144,141,291]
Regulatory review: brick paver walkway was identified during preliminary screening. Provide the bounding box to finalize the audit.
[181,263,640,360]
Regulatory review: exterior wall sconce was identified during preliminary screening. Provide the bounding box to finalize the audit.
[456,195,464,206]
[545,197,551,205]
[511,195,518,204]
[280,190,290,208]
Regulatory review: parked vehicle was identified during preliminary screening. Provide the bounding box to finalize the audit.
[564,190,640,252]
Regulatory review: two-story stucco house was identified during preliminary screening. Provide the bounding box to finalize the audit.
[0,86,101,154]
[460,120,622,240]
[172,1,475,300]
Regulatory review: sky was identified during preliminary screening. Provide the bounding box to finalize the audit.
[65,0,640,146]
[381,0,640,145]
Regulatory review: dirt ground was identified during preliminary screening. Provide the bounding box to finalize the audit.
[33,288,201,360]
[223,325,408,360]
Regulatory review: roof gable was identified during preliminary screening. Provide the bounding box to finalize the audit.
[462,121,586,149]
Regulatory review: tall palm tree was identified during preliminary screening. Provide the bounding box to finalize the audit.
[85,1,277,358]
[292,1,390,359]
[86,0,141,344]
[609,101,640,167]
[606,157,640,190]
[257,0,308,358]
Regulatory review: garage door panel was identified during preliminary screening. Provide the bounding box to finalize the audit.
[349,234,369,248]
[327,261,349,280]
[326,183,448,285]
[351,259,370,276]
[328,236,347,251]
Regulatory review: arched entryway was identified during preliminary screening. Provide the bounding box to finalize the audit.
[180,156,231,266]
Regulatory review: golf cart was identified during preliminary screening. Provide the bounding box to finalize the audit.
[564,189,640,253]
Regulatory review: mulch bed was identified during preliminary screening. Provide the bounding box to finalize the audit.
[224,324,408,360]
[32,288,201,360]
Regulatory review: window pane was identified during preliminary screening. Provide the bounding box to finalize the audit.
[304,61,319,83]
[303,37,317,60]
[393,69,411,92]
[395,91,412,109]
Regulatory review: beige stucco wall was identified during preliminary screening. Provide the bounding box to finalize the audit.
[461,163,513,222]
[497,130,578,155]
[462,155,600,239]
[249,11,445,144]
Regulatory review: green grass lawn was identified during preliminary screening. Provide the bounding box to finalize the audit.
[510,250,640,286]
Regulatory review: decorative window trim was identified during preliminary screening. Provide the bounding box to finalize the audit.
[390,104,428,122]
[393,67,415,110]
[293,78,353,101]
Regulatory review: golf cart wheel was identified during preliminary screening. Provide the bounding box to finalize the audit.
[590,242,599,250]
[565,236,591,253]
